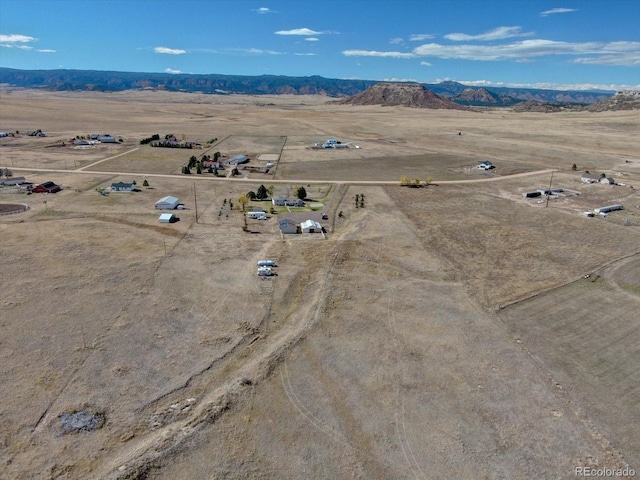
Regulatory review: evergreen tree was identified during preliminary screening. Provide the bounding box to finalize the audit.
[256,184,268,200]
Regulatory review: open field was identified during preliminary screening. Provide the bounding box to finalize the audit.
[1,89,639,479]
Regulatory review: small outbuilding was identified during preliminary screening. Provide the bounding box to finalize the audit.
[155,195,180,210]
[279,218,298,234]
[158,213,177,223]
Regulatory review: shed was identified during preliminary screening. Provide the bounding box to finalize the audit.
[301,219,322,233]
[158,213,177,223]
[279,218,298,234]
[600,177,615,185]
[155,195,180,209]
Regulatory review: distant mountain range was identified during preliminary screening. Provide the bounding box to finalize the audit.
[0,67,616,106]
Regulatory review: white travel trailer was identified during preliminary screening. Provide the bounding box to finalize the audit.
[257,260,276,267]
[247,211,267,220]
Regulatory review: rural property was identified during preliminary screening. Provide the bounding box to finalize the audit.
[1,88,639,479]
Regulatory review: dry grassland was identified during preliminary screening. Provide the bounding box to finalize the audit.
[0,89,639,479]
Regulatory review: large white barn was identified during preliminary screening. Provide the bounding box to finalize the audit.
[155,195,180,209]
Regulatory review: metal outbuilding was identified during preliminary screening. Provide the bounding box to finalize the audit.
[155,195,180,209]
[158,213,177,223]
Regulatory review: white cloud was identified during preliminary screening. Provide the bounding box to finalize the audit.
[165,68,183,74]
[305,37,319,42]
[275,28,321,36]
[242,48,284,55]
[382,77,419,82]
[389,37,404,45]
[37,49,56,53]
[16,45,34,50]
[0,33,36,43]
[573,52,640,66]
[445,26,533,41]
[342,49,416,59]
[409,34,434,42]
[294,53,316,56]
[343,39,640,67]
[444,78,638,92]
[540,8,578,16]
[154,46,186,55]
[415,39,640,63]
[420,61,432,66]
[255,7,274,14]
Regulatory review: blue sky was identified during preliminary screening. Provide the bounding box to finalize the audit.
[1,0,638,91]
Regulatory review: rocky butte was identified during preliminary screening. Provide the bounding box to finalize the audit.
[336,82,468,110]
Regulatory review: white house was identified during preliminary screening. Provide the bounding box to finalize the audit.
[155,195,180,209]
[600,176,615,185]
[272,196,305,207]
[478,160,494,170]
[279,218,298,234]
[111,182,134,192]
[581,173,601,184]
[301,219,322,233]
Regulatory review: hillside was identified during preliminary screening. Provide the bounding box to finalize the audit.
[587,90,640,111]
[0,67,614,105]
[452,87,519,106]
[336,82,467,109]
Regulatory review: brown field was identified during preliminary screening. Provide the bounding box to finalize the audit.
[1,89,639,479]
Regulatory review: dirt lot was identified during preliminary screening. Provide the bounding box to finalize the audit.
[1,89,639,479]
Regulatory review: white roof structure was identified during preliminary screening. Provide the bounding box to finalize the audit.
[155,195,180,209]
[301,219,322,233]
[158,213,176,223]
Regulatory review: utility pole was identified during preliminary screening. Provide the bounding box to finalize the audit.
[545,170,554,208]
[193,182,199,223]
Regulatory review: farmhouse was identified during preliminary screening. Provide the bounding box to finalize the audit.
[203,160,223,170]
[31,181,61,193]
[111,182,134,192]
[279,218,298,234]
[155,195,180,210]
[581,173,602,184]
[272,196,305,207]
[301,219,322,233]
[158,213,177,223]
